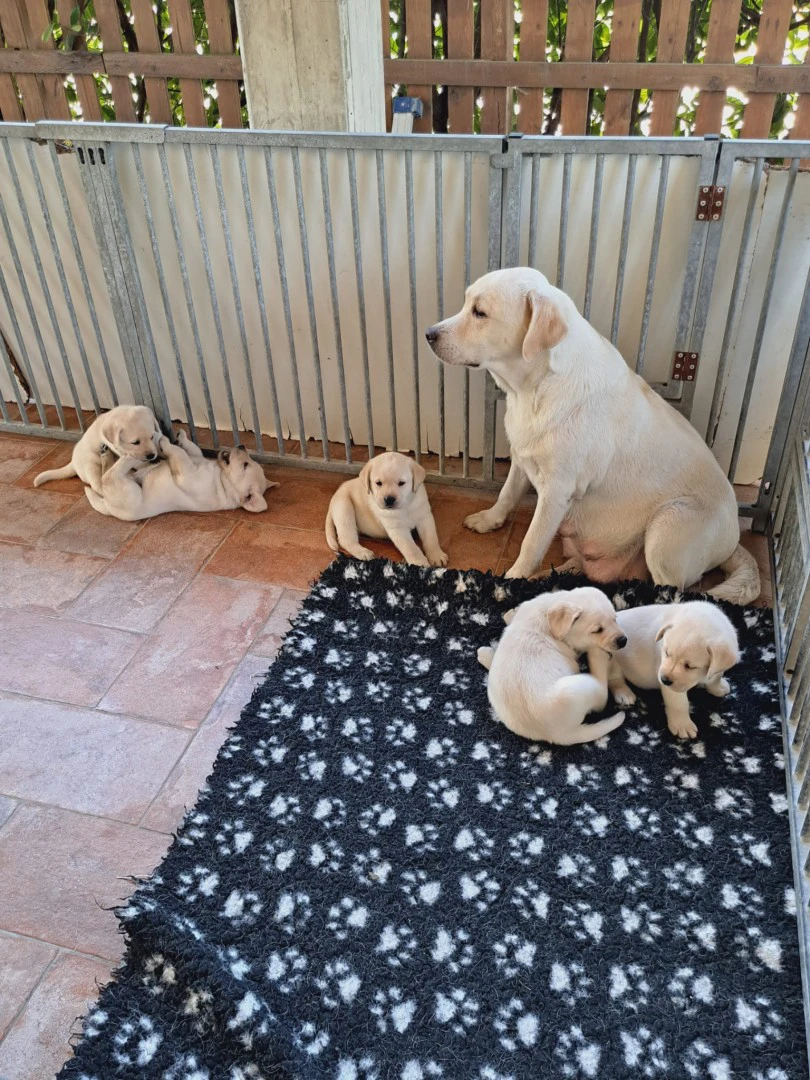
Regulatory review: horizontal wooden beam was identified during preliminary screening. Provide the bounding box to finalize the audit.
[0,48,243,80]
[385,58,810,94]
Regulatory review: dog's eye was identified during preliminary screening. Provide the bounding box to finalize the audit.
[133,439,140,445]
[684,662,694,670]
[375,480,382,487]
[398,480,405,486]
[472,306,487,319]
[594,626,602,634]
[243,462,249,470]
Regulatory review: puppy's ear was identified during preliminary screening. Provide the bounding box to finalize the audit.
[707,639,739,679]
[410,460,426,491]
[359,460,374,495]
[655,624,673,643]
[503,608,516,625]
[547,600,581,641]
[100,418,118,450]
[523,290,567,365]
[218,449,231,466]
[243,490,268,513]
[265,480,280,490]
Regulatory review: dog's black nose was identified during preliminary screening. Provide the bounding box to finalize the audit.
[425,327,439,345]
[146,453,158,462]
[384,495,396,508]
[660,674,672,686]
[616,635,627,649]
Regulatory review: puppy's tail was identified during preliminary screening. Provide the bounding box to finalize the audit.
[33,462,76,487]
[325,509,340,553]
[708,544,760,606]
[556,711,625,746]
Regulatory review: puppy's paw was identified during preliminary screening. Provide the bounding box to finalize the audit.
[406,553,431,568]
[428,549,449,567]
[351,547,375,561]
[504,561,533,580]
[611,684,637,707]
[707,677,731,697]
[463,510,504,534]
[157,434,172,455]
[176,429,191,447]
[668,716,698,740]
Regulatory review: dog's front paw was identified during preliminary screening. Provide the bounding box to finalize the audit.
[407,553,431,568]
[352,547,375,561]
[157,435,172,455]
[464,510,504,534]
[428,549,449,567]
[176,429,191,447]
[504,561,533,580]
[668,716,698,740]
[611,685,637,707]
[707,677,731,697]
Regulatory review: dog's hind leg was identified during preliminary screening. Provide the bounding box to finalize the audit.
[547,672,625,745]
[328,500,375,561]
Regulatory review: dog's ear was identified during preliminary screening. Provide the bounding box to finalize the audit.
[100,417,119,450]
[503,608,516,625]
[523,290,567,365]
[410,460,426,491]
[218,448,231,466]
[655,624,672,643]
[243,489,268,513]
[707,639,739,679]
[547,600,581,640]
[359,460,374,495]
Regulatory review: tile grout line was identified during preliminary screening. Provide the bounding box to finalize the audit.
[0,687,201,735]
[0,794,176,838]
[0,927,120,967]
[0,949,60,1052]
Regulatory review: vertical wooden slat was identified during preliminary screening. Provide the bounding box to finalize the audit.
[480,0,512,134]
[648,0,691,136]
[0,19,23,120]
[742,0,794,138]
[0,0,58,119]
[129,0,173,123]
[560,0,595,135]
[204,0,243,128]
[517,0,547,134]
[381,0,393,131]
[405,0,433,132]
[603,0,642,135]
[447,0,474,133]
[93,0,137,121]
[20,0,72,119]
[790,46,810,169]
[167,0,207,126]
[694,0,742,135]
[55,0,103,121]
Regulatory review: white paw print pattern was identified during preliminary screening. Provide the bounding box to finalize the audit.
[510,880,550,921]
[470,740,508,774]
[402,653,432,678]
[734,926,784,973]
[299,713,329,741]
[176,866,219,904]
[370,987,417,1034]
[341,716,374,744]
[426,778,461,811]
[507,831,544,863]
[662,767,700,798]
[735,996,786,1047]
[682,1039,732,1079]
[611,856,650,894]
[492,933,536,978]
[383,760,419,793]
[315,959,362,1009]
[434,988,480,1035]
[609,964,650,1010]
[400,869,442,906]
[562,901,603,942]
[454,826,494,862]
[614,764,652,796]
[621,1027,668,1076]
[214,820,254,857]
[621,903,663,944]
[324,678,354,705]
[273,890,312,936]
[714,787,755,819]
[296,751,327,783]
[431,927,474,973]
[266,947,307,994]
[493,998,539,1052]
[294,1021,330,1057]
[522,788,558,821]
[477,781,514,812]
[572,804,611,838]
[267,793,301,827]
[662,861,706,895]
[251,735,288,768]
[376,924,418,968]
[549,961,592,1006]
[460,870,501,912]
[385,719,418,746]
[308,839,344,873]
[721,882,765,918]
[326,897,369,940]
[280,664,316,691]
[400,688,433,713]
[259,838,296,874]
[673,814,714,851]
[722,746,762,775]
[109,1016,162,1068]
[342,752,374,783]
[312,796,347,830]
[668,967,715,1014]
[425,737,460,770]
[565,762,601,792]
[404,823,440,854]
[623,806,662,838]
[676,912,717,952]
[335,1056,380,1080]
[353,848,393,886]
[730,831,772,868]
[553,1025,601,1078]
[359,803,397,836]
[441,699,476,726]
[556,853,597,889]
[226,774,267,806]
[220,888,262,927]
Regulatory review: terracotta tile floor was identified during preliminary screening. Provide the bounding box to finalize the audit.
[0,432,773,1079]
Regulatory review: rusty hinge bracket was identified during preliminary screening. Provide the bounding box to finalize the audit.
[695,185,725,221]
[671,351,699,381]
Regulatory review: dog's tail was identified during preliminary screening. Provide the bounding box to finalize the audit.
[325,509,340,553]
[84,486,110,516]
[559,711,625,745]
[33,462,76,487]
[708,544,760,606]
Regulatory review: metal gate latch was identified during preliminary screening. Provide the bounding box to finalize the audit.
[695,186,725,221]
[671,352,699,381]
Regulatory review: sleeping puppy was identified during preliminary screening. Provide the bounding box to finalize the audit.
[84,430,275,521]
[608,601,740,740]
[325,451,447,567]
[33,405,161,494]
[477,587,627,745]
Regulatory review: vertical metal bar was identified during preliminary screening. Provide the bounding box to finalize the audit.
[405,149,422,463]
[319,147,352,462]
[238,146,284,455]
[557,152,572,290]
[46,142,118,408]
[435,150,445,473]
[158,143,218,446]
[462,151,471,479]
[264,147,306,456]
[3,140,82,428]
[0,276,30,425]
[183,142,240,445]
[347,148,375,458]
[0,259,47,428]
[132,144,196,438]
[582,153,604,322]
[484,149,504,480]
[610,153,637,345]
[706,159,764,444]
[636,155,670,376]
[292,146,330,459]
[487,150,502,273]
[211,144,263,452]
[501,142,523,270]
[729,159,800,482]
[527,153,540,269]
[375,149,398,451]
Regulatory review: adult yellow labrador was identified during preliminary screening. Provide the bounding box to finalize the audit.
[425,267,759,604]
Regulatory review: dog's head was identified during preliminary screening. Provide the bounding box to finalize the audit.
[217,446,276,513]
[100,405,162,463]
[360,452,426,512]
[546,586,627,656]
[656,602,740,693]
[424,268,574,389]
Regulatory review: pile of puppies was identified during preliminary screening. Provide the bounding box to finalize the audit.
[34,266,755,745]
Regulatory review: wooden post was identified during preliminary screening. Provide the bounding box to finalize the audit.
[233,0,386,132]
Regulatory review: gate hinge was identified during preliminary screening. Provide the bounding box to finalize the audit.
[671,351,699,381]
[695,185,725,221]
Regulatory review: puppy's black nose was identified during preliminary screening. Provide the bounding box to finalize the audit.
[384,495,396,508]
[425,327,439,345]
[660,674,672,686]
[616,635,627,649]
[146,453,158,462]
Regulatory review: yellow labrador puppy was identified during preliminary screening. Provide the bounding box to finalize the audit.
[85,430,274,521]
[34,404,161,494]
[608,601,740,740]
[325,451,447,567]
[425,267,759,605]
[477,586,627,745]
